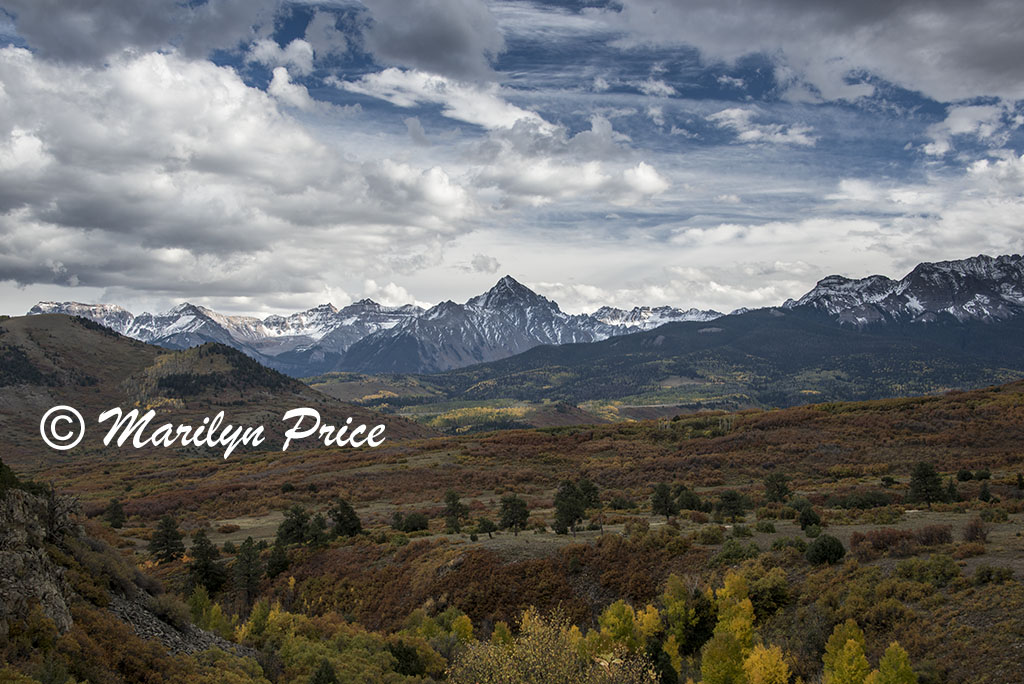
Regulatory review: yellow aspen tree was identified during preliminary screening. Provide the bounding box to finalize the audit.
[743,644,791,684]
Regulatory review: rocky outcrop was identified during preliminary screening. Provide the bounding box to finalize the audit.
[0,488,77,637]
[108,595,257,658]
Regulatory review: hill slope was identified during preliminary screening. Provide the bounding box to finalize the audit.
[0,314,434,468]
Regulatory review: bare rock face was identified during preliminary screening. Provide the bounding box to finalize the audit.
[0,489,76,636]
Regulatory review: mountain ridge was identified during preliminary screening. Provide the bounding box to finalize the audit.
[26,253,1024,375]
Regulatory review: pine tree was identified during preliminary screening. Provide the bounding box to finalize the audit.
[945,478,959,503]
[149,515,185,564]
[187,529,226,592]
[476,517,497,539]
[443,490,470,533]
[553,481,584,535]
[1017,473,1024,491]
[266,541,289,579]
[908,462,943,507]
[328,497,362,537]
[763,473,790,503]
[978,481,992,502]
[308,658,338,684]
[498,494,529,535]
[104,498,126,529]
[307,513,329,548]
[651,483,679,521]
[577,478,600,509]
[233,536,263,605]
[276,505,310,545]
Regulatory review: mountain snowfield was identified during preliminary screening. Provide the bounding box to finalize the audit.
[27,253,1024,375]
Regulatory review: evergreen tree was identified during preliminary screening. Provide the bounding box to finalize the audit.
[763,473,790,503]
[945,478,959,503]
[308,659,339,684]
[798,505,821,530]
[498,494,529,536]
[978,481,992,502]
[307,513,329,548]
[276,505,310,545]
[104,498,126,529]
[149,515,185,564]
[187,529,226,592]
[908,462,943,507]
[676,486,703,512]
[266,541,289,579]
[716,490,748,520]
[233,536,263,605]
[553,480,584,536]
[1017,473,1024,491]
[476,517,497,539]
[577,478,600,509]
[328,497,362,537]
[442,490,470,533]
[651,483,679,521]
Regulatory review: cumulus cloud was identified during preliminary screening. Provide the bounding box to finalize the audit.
[597,0,1024,103]
[267,67,317,110]
[247,38,315,76]
[709,108,817,146]
[637,78,675,97]
[923,105,1012,156]
[360,0,505,81]
[0,47,475,304]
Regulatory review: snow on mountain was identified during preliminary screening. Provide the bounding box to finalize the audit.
[591,305,723,330]
[785,254,1024,325]
[28,302,134,334]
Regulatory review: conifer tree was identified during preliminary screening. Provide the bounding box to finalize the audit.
[187,529,226,592]
[328,497,362,537]
[149,515,185,564]
[498,494,529,536]
[651,483,678,521]
[233,536,263,605]
[104,498,126,529]
[443,490,470,533]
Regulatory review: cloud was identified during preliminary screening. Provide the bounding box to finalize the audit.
[709,108,816,146]
[360,0,505,81]
[303,9,347,58]
[597,0,1024,103]
[267,67,316,110]
[0,0,279,63]
[0,47,476,304]
[637,78,675,97]
[923,105,1010,156]
[404,116,431,146]
[361,279,428,308]
[470,253,500,273]
[247,38,315,76]
[335,68,551,131]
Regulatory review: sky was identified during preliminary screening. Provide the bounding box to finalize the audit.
[1,0,1023,317]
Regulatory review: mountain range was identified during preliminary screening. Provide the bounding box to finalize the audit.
[26,253,1024,376]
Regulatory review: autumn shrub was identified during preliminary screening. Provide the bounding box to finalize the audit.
[952,542,986,559]
[979,507,1008,523]
[732,525,753,538]
[696,525,726,545]
[849,528,916,558]
[770,537,807,553]
[754,521,776,533]
[895,554,960,588]
[914,525,952,546]
[149,593,191,631]
[973,565,1014,585]
[217,523,241,534]
[963,517,989,543]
